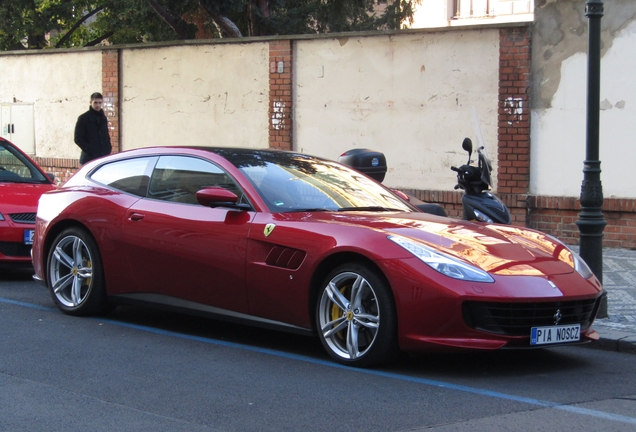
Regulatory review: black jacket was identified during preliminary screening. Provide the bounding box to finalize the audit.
[74,107,112,164]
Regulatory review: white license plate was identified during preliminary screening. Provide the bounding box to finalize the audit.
[530,324,581,346]
[24,229,35,245]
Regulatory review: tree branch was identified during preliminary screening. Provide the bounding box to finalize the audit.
[84,31,115,47]
[147,0,192,39]
[198,1,242,38]
[55,6,105,48]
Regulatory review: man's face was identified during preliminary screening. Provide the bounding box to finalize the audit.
[90,98,104,110]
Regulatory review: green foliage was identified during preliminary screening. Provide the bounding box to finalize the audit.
[0,0,422,51]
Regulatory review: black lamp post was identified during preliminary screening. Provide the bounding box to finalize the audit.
[576,0,607,317]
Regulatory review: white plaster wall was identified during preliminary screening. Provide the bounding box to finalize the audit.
[294,30,500,191]
[530,20,636,198]
[121,43,269,151]
[0,52,102,158]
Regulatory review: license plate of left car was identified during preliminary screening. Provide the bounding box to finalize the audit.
[24,229,34,245]
[530,323,581,346]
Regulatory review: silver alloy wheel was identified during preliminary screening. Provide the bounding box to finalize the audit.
[49,235,94,308]
[318,271,380,360]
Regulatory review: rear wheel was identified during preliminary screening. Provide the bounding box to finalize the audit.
[47,227,111,316]
[316,263,398,367]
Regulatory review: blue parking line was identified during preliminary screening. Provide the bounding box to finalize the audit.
[3,296,636,426]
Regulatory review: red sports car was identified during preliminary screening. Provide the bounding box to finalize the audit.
[32,147,604,367]
[0,138,57,269]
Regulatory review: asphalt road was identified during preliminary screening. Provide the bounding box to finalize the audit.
[2,270,636,432]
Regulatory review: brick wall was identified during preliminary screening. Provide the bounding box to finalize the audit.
[528,196,636,249]
[32,157,79,185]
[497,27,531,225]
[269,40,293,151]
[102,50,120,154]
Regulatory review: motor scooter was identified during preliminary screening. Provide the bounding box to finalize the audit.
[451,137,511,224]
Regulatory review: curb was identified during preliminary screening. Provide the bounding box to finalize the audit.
[581,327,636,355]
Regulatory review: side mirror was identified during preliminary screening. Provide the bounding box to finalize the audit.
[196,187,250,210]
[391,189,411,202]
[47,173,56,182]
[462,138,473,154]
[462,138,473,164]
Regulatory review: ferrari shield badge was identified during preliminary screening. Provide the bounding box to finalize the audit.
[264,223,276,237]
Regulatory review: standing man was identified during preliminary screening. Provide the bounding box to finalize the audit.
[74,92,112,164]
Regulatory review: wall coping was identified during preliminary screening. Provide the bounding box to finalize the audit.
[0,22,531,57]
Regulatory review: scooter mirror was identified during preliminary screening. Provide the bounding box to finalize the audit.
[462,138,473,153]
[462,138,473,162]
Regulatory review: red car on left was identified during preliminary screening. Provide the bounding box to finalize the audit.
[0,138,57,269]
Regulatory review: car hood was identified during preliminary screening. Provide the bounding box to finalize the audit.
[315,211,577,276]
[0,183,57,213]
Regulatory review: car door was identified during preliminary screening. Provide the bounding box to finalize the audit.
[119,155,254,314]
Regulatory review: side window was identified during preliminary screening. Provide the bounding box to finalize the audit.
[148,156,241,205]
[90,157,156,197]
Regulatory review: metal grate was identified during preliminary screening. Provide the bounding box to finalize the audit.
[462,298,601,336]
[0,241,32,257]
[9,213,36,224]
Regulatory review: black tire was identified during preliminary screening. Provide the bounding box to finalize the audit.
[46,227,112,316]
[316,262,399,367]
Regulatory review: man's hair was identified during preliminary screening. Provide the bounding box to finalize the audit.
[90,92,104,100]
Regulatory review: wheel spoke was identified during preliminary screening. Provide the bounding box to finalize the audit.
[73,237,84,265]
[346,321,360,359]
[71,275,83,306]
[326,281,349,312]
[354,313,379,329]
[350,275,365,309]
[53,246,74,269]
[322,316,347,339]
[52,272,74,294]
[77,266,92,279]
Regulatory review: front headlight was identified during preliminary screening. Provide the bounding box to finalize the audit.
[565,247,594,279]
[473,209,494,223]
[388,235,494,283]
[546,235,595,279]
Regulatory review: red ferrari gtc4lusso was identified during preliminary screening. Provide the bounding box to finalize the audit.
[0,138,56,269]
[32,147,604,366]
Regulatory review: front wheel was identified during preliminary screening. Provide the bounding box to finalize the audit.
[46,227,112,316]
[316,263,398,367]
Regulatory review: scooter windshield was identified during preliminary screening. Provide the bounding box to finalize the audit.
[477,146,493,188]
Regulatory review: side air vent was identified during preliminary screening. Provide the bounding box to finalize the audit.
[265,246,306,270]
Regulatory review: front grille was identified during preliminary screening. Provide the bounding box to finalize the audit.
[0,241,32,257]
[9,213,36,224]
[462,298,601,336]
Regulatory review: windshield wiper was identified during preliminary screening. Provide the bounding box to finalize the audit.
[286,206,406,213]
[337,206,405,212]
[286,207,335,213]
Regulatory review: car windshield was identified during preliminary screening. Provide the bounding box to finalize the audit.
[216,149,414,213]
[0,143,48,184]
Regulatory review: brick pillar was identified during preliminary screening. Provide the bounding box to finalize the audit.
[102,49,120,154]
[269,41,293,150]
[498,27,532,226]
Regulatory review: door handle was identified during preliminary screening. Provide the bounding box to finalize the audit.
[129,213,145,221]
